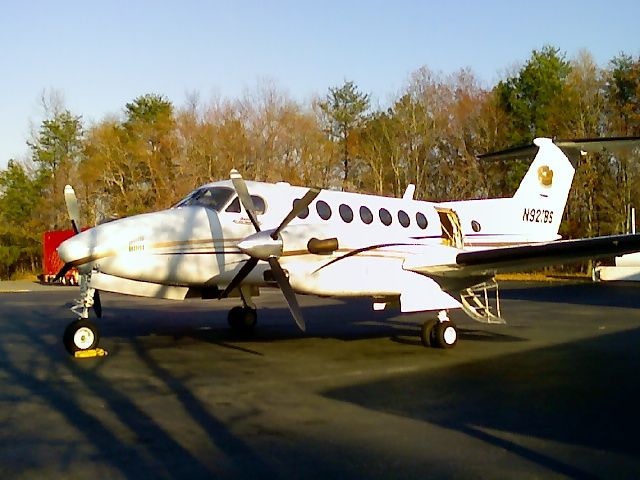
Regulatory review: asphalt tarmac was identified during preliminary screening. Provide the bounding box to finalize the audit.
[1,280,640,479]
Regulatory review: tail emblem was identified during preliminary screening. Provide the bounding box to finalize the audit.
[538,165,553,187]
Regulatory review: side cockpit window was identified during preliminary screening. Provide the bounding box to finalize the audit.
[173,187,235,212]
[225,195,266,215]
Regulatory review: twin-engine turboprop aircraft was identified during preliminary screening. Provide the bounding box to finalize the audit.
[56,137,640,355]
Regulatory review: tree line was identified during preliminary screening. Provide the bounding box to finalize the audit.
[1,45,639,279]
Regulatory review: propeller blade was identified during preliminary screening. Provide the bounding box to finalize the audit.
[219,257,259,299]
[267,257,305,332]
[93,289,102,318]
[53,263,72,283]
[271,188,320,240]
[64,185,81,234]
[230,169,261,232]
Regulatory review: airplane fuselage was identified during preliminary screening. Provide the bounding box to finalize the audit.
[59,178,556,310]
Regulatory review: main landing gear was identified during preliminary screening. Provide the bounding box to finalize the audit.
[421,310,458,349]
[227,306,257,334]
[226,287,258,335]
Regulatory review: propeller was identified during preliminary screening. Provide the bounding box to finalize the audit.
[220,169,320,331]
[64,185,81,234]
[55,185,102,318]
[93,290,103,318]
[53,262,73,283]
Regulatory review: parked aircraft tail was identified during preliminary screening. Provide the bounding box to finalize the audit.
[511,138,575,240]
[478,136,640,241]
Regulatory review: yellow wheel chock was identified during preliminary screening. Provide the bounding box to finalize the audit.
[74,347,108,359]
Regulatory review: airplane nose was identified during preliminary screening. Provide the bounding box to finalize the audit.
[57,231,93,265]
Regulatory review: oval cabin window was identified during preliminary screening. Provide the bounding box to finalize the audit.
[398,210,410,228]
[416,212,428,229]
[360,206,373,224]
[339,204,354,223]
[316,200,332,220]
[293,198,310,219]
[379,208,392,226]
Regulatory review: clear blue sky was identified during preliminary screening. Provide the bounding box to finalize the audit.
[1,0,639,168]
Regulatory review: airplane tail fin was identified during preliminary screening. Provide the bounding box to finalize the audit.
[511,138,575,240]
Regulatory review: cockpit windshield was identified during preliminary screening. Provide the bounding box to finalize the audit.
[173,187,234,211]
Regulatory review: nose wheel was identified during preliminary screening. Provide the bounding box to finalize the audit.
[63,319,100,355]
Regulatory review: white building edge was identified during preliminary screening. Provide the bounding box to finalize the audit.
[594,208,640,281]
[594,251,640,281]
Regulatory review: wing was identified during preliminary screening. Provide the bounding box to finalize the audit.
[405,234,640,279]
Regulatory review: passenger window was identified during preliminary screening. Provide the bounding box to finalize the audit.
[416,212,428,229]
[379,208,392,226]
[398,210,410,228]
[360,206,373,224]
[339,204,354,223]
[293,198,310,219]
[316,200,332,220]
[225,195,266,214]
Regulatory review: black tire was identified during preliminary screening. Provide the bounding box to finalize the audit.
[227,306,243,329]
[228,306,257,334]
[432,321,457,349]
[63,320,99,355]
[421,319,438,347]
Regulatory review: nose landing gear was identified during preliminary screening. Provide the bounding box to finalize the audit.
[63,272,106,357]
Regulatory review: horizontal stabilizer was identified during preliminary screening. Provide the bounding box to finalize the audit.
[479,136,640,162]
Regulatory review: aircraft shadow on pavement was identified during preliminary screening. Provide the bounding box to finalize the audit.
[323,327,640,478]
[0,307,277,478]
[93,296,526,349]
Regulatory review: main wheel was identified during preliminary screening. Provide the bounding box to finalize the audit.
[421,319,438,347]
[432,321,457,349]
[227,306,257,334]
[63,320,99,355]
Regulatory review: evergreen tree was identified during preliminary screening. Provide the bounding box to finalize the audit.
[319,81,370,189]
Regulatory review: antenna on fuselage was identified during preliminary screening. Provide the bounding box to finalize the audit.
[402,184,416,200]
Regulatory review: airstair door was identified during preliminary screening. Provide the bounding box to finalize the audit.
[436,208,463,249]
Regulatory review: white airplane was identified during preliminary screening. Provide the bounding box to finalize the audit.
[56,137,640,355]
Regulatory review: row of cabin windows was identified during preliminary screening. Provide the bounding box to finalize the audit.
[176,187,482,233]
[295,199,429,230]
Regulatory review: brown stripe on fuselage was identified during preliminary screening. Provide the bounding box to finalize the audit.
[463,241,533,248]
[152,238,242,249]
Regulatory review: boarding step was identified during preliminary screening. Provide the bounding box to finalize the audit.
[460,279,506,324]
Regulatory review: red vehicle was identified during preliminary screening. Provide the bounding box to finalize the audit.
[41,230,79,285]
